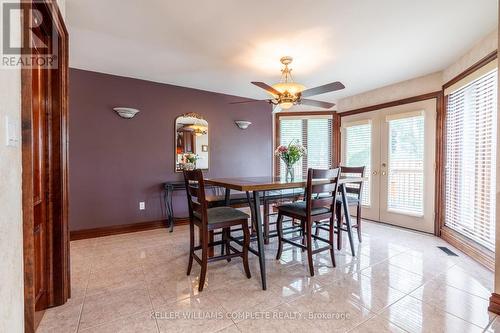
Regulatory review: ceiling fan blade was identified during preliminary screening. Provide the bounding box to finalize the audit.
[251,81,281,96]
[300,99,336,109]
[300,81,345,98]
[230,99,268,105]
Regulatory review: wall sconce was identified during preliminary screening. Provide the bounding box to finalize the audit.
[113,107,140,119]
[234,120,252,129]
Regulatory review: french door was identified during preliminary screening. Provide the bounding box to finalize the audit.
[341,99,436,233]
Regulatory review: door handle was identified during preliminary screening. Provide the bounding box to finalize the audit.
[382,171,387,176]
[372,171,378,176]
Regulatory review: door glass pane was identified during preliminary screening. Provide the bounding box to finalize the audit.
[387,115,424,215]
[345,123,371,206]
[279,119,304,179]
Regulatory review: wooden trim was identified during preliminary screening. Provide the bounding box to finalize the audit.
[441,227,494,271]
[443,50,497,89]
[21,1,69,332]
[339,91,442,117]
[69,219,190,241]
[274,111,337,176]
[489,293,500,315]
[434,92,445,237]
[21,3,35,331]
[332,112,341,166]
[276,111,337,117]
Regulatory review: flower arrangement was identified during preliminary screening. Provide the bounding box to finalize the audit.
[274,140,307,179]
[182,153,198,170]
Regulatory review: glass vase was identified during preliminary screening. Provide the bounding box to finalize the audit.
[285,164,295,180]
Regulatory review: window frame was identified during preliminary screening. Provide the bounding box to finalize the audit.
[274,111,340,177]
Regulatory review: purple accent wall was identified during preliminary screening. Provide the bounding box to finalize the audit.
[69,68,272,231]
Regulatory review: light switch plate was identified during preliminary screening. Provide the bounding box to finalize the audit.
[5,115,20,147]
[139,201,145,210]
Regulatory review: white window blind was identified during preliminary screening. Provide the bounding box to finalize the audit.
[387,114,425,215]
[344,122,371,206]
[278,116,333,179]
[445,68,497,251]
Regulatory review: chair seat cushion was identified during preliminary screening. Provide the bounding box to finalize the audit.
[277,201,330,217]
[336,196,360,205]
[194,207,249,224]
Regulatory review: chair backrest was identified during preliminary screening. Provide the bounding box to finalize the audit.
[183,169,208,224]
[305,168,340,217]
[339,166,365,198]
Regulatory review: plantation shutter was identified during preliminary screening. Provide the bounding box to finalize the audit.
[444,66,497,251]
[278,115,333,179]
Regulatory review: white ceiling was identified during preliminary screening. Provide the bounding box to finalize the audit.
[66,0,497,104]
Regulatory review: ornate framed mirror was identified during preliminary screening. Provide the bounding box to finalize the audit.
[175,113,209,172]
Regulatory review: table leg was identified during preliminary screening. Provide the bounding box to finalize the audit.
[341,184,356,256]
[224,188,231,206]
[252,190,267,290]
[164,185,174,233]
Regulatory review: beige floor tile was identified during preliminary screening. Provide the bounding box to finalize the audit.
[320,273,405,313]
[79,284,152,330]
[86,265,146,296]
[154,296,234,333]
[434,264,493,300]
[380,295,483,333]
[79,311,158,333]
[147,275,202,309]
[410,279,494,328]
[36,297,84,333]
[235,302,321,333]
[388,251,456,278]
[349,315,409,333]
[287,290,376,332]
[205,280,285,318]
[485,316,500,332]
[37,222,494,333]
[214,324,241,333]
[360,262,428,294]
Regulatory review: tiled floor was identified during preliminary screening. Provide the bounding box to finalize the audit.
[38,219,496,333]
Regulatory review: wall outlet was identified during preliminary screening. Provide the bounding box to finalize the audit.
[139,201,145,210]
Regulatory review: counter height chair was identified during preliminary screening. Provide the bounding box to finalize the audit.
[183,170,251,291]
[275,168,340,276]
[335,166,365,250]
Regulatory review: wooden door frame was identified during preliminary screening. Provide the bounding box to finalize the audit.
[21,1,69,332]
[337,91,443,236]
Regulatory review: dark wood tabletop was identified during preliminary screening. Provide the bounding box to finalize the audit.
[205,176,365,192]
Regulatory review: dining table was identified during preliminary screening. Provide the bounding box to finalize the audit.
[205,175,364,290]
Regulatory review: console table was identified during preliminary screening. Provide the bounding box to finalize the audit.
[163,181,186,232]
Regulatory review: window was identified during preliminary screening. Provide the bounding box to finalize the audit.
[344,121,371,206]
[277,114,333,179]
[444,67,497,251]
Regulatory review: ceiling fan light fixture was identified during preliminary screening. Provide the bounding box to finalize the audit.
[271,82,306,96]
[279,102,294,109]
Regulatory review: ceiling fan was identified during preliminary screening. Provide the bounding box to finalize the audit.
[232,56,345,110]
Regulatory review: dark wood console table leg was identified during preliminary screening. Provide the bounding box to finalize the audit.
[164,184,175,232]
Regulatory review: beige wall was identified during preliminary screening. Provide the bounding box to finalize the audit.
[337,72,442,112]
[443,29,498,84]
[0,1,24,331]
[337,28,498,113]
